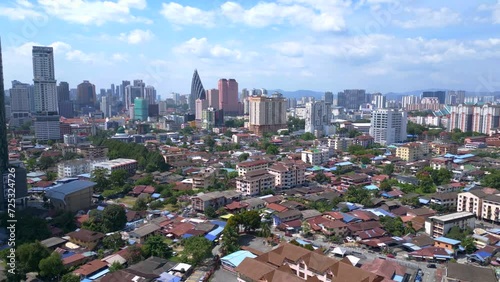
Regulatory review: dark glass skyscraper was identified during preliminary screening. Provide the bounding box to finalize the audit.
[0,38,7,174]
[189,69,206,112]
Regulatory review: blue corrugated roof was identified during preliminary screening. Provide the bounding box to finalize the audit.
[88,269,109,280]
[211,220,227,228]
[340,212,359,223]
[364,184,379,190]
[152,193,161,198]
[157,272,182,282]
[434,237,461,245]
[336,161,353,166]
[221,250,257,268]
[45,180,96,201]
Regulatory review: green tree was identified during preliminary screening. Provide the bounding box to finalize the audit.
[238,210,261,232]
[482,170,500,189]
[461,237,476,254]
[38,253,64,281]
[102,204,127,232]
[109,261,124,272]
[91,167,110,193]
[46,171,58,181]
[16,241,50,274]
[26,158,36,171]
[39,156,55,170]
[142,235,172,259]
[204,206,217,218]
[379,179,392,192]
[266,144,280,155]
[51,211,76,233]
[133,197,149,211]
[221,223,240,255]
[238,153,250,162]
[300,132,316,141]
[61,273,81,282]
[313,172,330,184]
[0,211,51,245]
[360,157,371,165]
[383,164,394,175]
[103,233,125,251]
[182,236,213,265]
[259,221,272,238]
[127,244,144,264]
[110,169,128,187]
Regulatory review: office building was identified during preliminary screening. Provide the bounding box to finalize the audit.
[121,80,130,103]
[57,81,69,102]
[34,114,61,140]
[195,98,208,120]
[144,85,156,104]
[76,80,96,110]
[240,88,249,102]
[9,80,31,127]
[219,78,239,116]
[370,109,407,145]
[124,84,143,110]
[425,212,475,238]
[58,100,74,118]
[371,93,386,109]
[248,92,287,136]
[189,69,206,112]
[422,91,446,104]
[337,89,365,110]
[133,98,148,121]
[448,104,500,134]
[32,46,58,113]
[101,96,111,118]
[305,100,332,137]
[323,91,333,104]
[446,90,465,105]
[206,89,219,109]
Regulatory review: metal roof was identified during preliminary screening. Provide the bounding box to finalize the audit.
[45,180,96,201]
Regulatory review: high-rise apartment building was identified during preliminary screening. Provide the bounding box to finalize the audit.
[401,95,421,109]
[207,89,219,109]
[202,107,224,131]
[371,93,386,109]
[190,69,206,112]
[369,109,408,145]
[9,81,31,127]
[218,78,239,116]
[134,98,148,121]
[248,92,287,136]
[323,91,334,104]
[195,98,208,120]
[422,91,446,104]
[305,100,332,136]
[240,88,249,102]
[446,90,466,105]
[32,46,58,113]
[448,104,500,134]
[77,80,96,110]
[337,89,365,110]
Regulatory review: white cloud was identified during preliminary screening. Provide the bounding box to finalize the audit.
[394,7,461,28]
[173,37,242,60]
[220,1,346,32]
[269,42,304,57]
[478,1,500,24]
[0,2,42,20]
[119,29,154,44]
[160,2,215,27]
[36,0,151,25]
[111,53,128,62]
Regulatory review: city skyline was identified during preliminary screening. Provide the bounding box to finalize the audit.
[0,0,499,96]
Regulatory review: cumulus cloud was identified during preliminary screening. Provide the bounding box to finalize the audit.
[394,7,462,28]
[173,37,241,60]
[119,29,154,44]
[160,2,215,27]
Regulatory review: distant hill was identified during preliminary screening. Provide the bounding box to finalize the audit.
[270,89,324,99]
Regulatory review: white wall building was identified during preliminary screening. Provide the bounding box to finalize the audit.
[92,158,138,175]
[369,109,407,145]
[305,100,332,137]
[58,159,92,179]
[236,169,275,196]
[425,211,475,238]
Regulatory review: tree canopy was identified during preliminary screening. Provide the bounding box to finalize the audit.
[82,204,127,233]
[38,253,65,281]
[181,236,213,265]
[142,235,172,259]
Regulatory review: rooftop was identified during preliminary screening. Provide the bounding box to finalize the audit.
[46,180,96,200]
[429,211,474,222]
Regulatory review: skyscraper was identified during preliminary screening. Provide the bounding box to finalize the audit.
[195,98,208,120]
[76,80,97,110]
[9,81,31,127]
[370,109,407,145]
[422,91,446,104]
[0,38,7,174]
[446,90,466,105]
[125,84,143,110]
[218,78,239,116]
[121,80,130,103]
[241,88,249,102]
[57,81,70,102]
[144,85,156,104]
[371,93,386,109]
[323,91,333,104]
[337,89,366,110]
[305,100,332,136]
[101,96,111,118]
[207,89,219,109]
[134,98,148,121]
[248,92,287,136]
[190,69,206,112]
[32,46,58,113]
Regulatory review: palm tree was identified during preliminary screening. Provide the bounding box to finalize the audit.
[259,221,271,238]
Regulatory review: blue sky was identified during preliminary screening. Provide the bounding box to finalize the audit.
[1,0,500,98]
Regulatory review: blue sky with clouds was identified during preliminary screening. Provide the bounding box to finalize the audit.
[1,0,499,98]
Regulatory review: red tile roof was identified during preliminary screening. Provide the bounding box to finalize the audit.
[73,259,108,276]
[266,203,288,213]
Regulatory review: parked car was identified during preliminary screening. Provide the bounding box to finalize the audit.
[427,264,436,268]
[387,254,395,258]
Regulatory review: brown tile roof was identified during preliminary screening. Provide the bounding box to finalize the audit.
[235,257,276,280]
[361,258,407,280]
[300,252,339,273]
[62,253,86,266]
[73,259,108,276]
[67,229,105,243]
[266,203,288,213]
[99,269,147,282]
[270,242,311,263]
[237,159,269,168]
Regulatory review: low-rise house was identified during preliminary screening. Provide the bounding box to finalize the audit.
[67,229,105,250]
[340,174,371,190]
[444,263,497,282]
[433,237,461,254]
[45,180,96,212]
[407,207,436,218]
[128,223,161,244]
[73,259,108,279]
[191,191,242,212]
[241,198,266,210]
[40,237,67,250]
[272,209,302,226]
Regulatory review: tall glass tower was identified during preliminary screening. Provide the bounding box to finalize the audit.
[189,69,206,112]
